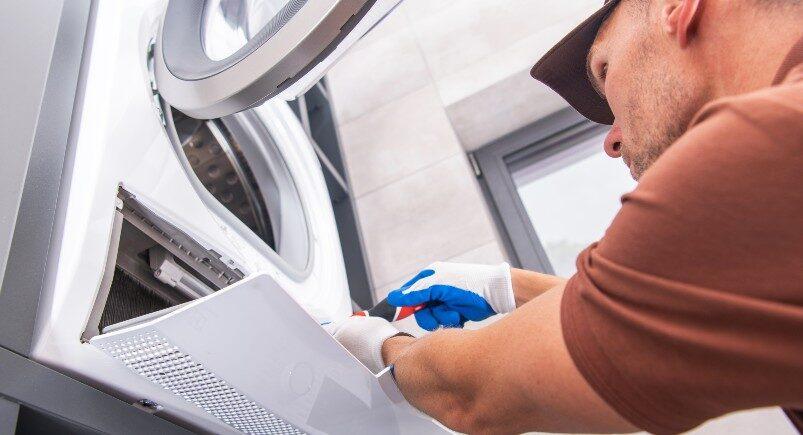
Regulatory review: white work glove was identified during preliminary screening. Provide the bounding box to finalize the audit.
[386,262,515,331]
[325,316,403,373]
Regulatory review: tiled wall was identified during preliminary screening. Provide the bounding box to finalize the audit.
[327,0,600,304]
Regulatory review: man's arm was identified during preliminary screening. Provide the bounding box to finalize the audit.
[511,268,566,307]
[382,285,636,434]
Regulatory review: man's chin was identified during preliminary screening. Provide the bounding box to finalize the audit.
[630,165,640,181]
[622,157,639,180]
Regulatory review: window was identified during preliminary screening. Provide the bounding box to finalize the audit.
[511,133,635,276]
[474,108,633,275]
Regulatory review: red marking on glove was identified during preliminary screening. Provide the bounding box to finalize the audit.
[352,298,425,322]
[397,304,424,320]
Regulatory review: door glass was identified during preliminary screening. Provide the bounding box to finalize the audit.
[202,0,295,60]
[512,133,636,277]
[169,107,310,272]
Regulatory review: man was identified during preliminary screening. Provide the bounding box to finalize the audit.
[327,0,803,432]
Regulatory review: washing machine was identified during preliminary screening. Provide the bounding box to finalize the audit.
[24,0,447,433]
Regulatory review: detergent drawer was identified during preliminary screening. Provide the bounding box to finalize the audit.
[90,273,445,435]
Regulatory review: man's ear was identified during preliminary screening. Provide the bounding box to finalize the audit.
[661,0,702,48]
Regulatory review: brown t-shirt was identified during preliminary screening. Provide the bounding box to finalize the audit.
[562,38,803,434]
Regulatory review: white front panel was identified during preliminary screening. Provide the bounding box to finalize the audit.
[91,273,445,434]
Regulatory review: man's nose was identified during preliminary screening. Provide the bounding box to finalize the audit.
[603,123,622,158]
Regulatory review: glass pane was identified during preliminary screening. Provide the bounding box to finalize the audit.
[202,0,294,60]
[512,133,636,277]
[170,107,310,271]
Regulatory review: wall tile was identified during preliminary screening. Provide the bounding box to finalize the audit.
[351,4,408,52]
[407,1,494,81]
[445,71,568,151]
[338,85,461,197]
[446,241,507,265]
[357,154,496,289]
[398,0,452,22]
[408,0,599,81]
[434,15,586,107]
[374,280,404,304]
[328,27,430,124]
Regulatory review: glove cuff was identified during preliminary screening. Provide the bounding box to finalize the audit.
[366,320,404,373]
[486,262,515,314]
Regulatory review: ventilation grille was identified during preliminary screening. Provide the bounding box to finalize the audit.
[97,332,304,434]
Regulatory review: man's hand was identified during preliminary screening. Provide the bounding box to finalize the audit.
[386,262,515,330]
[325,316,403,373]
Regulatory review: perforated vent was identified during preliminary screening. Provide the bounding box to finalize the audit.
[97,332,304,434]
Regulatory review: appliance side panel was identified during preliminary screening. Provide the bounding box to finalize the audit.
[0,0,91,355]
[0,2,63,296]
[0,397,19,434]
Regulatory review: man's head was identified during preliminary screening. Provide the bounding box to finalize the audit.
[534,0,803,180]
[588,0,713,180]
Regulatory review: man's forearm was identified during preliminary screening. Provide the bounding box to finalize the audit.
[382,329,489,432]
[380,286,636,434]
[511,268,566,307]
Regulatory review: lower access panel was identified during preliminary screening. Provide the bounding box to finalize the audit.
[90,273,445,435]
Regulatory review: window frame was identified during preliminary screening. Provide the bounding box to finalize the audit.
[473,108,609,273]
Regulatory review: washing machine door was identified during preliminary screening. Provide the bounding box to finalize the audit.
[155,0,401,119]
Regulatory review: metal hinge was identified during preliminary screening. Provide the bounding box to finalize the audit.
[467,152,482,177]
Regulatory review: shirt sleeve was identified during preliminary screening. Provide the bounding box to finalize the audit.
[561,95,803,433]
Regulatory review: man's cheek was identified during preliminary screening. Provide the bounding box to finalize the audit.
[604,72,627,120]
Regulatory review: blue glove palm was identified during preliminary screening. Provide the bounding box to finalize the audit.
[386,262,514,331]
